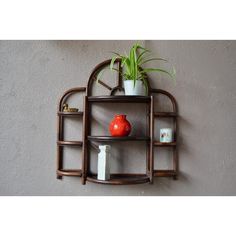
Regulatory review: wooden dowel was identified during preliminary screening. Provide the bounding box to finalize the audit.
[149,95,154,183]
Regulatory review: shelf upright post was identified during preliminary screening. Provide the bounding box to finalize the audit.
[82,96,88,185]
[57,104,64,179]
[146,103,150,176]
[149,95,154,183]
[173,114,178,180]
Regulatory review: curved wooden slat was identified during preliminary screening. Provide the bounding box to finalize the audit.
[110,86,124,96]
[57,169,82,177]
[153,170,177,177]
[87,174,150,185]
[58,87,86,112]
[88,136,150,142]
[57,111,83,116]
[154,112,177,117]
[88,95,150,103]
[57,141,83,146]
[96,78,112,91]
[150,88,177,113]
[154,141,177,146]
[87,59,119,96]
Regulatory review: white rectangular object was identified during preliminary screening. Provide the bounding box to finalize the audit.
[97,145,111,180]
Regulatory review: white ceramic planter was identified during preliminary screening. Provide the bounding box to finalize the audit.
[124,80,145,96]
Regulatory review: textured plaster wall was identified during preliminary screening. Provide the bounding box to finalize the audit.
[0,40,236,196]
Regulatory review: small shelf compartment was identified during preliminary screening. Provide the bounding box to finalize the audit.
[88,95,150,103]
[88,136,150,142]
[87,174,150,185]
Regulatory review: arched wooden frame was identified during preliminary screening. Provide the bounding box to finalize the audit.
[86,58,151,96]
[57,87,86,179]
[56,59,178,185]
[150,88,178,180]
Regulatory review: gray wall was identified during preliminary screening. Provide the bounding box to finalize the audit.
[1,40,236,195]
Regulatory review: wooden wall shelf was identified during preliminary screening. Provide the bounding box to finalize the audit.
[56,59,179,185]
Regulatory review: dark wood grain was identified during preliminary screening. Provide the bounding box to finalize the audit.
[88,136,150,142]
[154,112,177,117]
[82,96,89,185]
[149,95,154,183]
[57,169,82,177]
[57,141,83,146]
[88,95,151,103]
[153,170,177,177]
[87,174,150,185]
[153,141,177,146]
[57,111,83,116]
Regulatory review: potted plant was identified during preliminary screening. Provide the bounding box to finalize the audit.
[110,43,175,96]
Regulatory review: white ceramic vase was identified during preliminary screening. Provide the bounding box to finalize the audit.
[124,80,146,96]
[97,145,111,180]
[160,128,173,143]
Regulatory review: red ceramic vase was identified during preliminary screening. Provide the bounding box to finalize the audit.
[109,114,131,137]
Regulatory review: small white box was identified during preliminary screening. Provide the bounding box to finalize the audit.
[97,145,111,180]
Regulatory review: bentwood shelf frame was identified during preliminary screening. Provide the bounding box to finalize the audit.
[57,59,178,185]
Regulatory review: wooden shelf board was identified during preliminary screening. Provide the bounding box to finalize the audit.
[57,169,82,177]
[88,95,150,103]
[57,141,83,146]
[154,170,177,177]
[154,112,177,117]
[87,173,150,185]
[154,141,177,146]
[88,136,150,142]
[58,111,83,116]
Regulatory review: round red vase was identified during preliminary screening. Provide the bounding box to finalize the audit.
[109,114,131,137]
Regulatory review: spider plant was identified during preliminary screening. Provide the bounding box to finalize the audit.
[110,43,175,94]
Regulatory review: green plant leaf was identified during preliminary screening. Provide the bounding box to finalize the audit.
[141,68,174,78]
[121,57,127,67]
[110,55,119,70]
[141,77,149,95]
[109,51,122,57]
[137,49,149,64]
[109,42,176,86]
[111,67,125,77]
[136,44,150,52]
[140,57,168,65]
